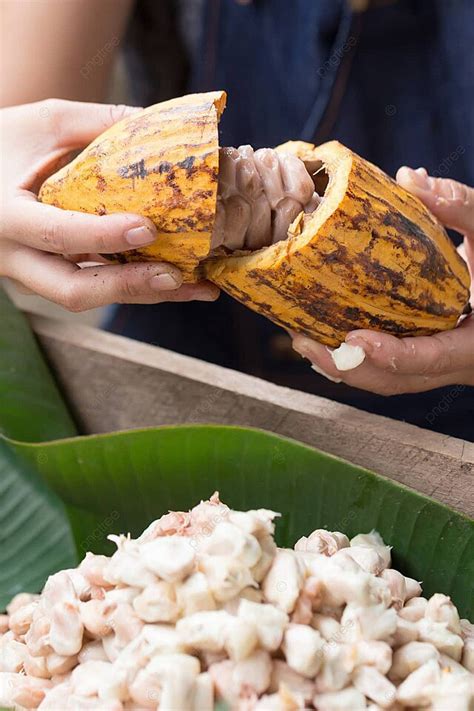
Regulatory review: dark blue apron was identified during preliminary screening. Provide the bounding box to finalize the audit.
[107,0,474,441]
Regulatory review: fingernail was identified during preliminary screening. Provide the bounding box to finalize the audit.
[345,334,373,356]
[196,287,220,301]
[125,225,156,247]
[150,273,180,291]
[292,336,316,358]
[404,167,430,190]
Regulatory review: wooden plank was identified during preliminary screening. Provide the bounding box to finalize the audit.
[27,312,474,517]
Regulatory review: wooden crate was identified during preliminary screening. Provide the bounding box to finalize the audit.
[28,312,474,518]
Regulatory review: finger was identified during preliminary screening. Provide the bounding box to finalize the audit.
[5,278,35,296]
[292,334,468,395]
[396,167,474,237]
[42,99,142,149]
[5,196,158,255]
[292,335,359,381]
[345,318,474,375]
[4,244,219,311]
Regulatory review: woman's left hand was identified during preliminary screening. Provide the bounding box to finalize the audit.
[292,169,474,394]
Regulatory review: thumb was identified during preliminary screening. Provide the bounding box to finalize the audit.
[46,99,142,149]
[396,166,474,238]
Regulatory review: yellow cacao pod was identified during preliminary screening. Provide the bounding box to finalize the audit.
[39,91,470,347]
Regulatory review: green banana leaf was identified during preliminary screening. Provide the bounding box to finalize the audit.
[0,288,77,442]
[0,441,75,608]
[0,288,77,608]
[1,287,473,620]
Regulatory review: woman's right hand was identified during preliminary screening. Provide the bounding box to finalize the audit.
[0,99,220,311]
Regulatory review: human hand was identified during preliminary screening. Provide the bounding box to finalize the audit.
[0,100,219,311]
[292,169,474,394]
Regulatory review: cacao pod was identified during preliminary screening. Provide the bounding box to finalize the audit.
[39,91,470,346]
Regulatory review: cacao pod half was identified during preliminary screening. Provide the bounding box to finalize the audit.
[39,91,470,347]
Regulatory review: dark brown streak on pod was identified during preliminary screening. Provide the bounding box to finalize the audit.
[249,273,359,333]
[218,283,280,324]
[247,253,437,335]
[274,260,293,290]
[357,184,468,290]
[310,231,454,318]
[315,236,408,300]
[96,175,107,192]
[339,192,455,288]
[177,156,196,176]
[180,216,198,230]
[222,284,255,306]
[344,306,361,321]
[355,168,432,226]
[221,285,323,338]
[352,250,456,318]
[365,229,379,254]
[191,189,214,203]
[278,271,424,336]
[117,159,148,180]
[154,161,173,174]
[386,290,458,318]
[342,196,416,259]
[355,253,404,289]
[291,318,338,344]
[365,312,427,335]
[199,164,219,184]
[381,211,450,281]
[320,240,350,265]
[164,169,185,200]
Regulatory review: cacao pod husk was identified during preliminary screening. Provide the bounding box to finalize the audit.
[39,92,470,346]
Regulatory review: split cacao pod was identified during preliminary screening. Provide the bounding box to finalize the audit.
[39,91,470,346]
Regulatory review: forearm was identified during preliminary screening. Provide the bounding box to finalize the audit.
[0,0,134,106]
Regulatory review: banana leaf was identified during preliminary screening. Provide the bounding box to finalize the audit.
[0,288,77,608]
[0,441,74,607]
[0,288,77,442]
